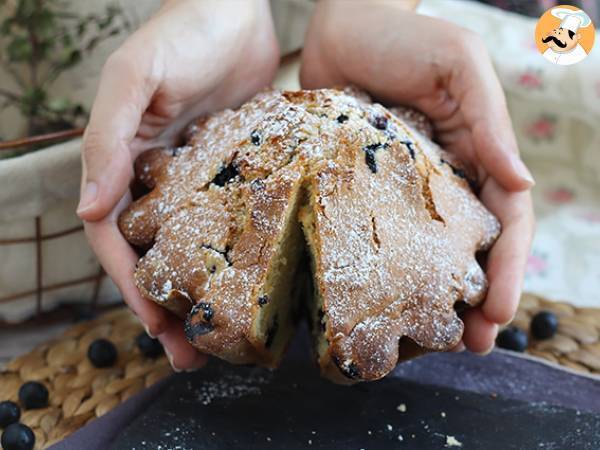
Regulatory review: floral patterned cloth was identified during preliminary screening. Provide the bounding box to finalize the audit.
[421,0,600,307]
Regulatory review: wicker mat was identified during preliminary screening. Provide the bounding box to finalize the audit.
[0,308,172,449]
[1,295,599,449]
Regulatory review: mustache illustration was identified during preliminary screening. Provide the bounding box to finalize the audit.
[542,35,567,48]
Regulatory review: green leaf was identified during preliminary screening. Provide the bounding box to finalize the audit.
[32,9,55,36]
[20,87,47,116]
[15,0,37,20]
[77,20,88,37]
[72,104,86,117]
[98,14,114,30]
[1,18,13,35]
[85,36,99,52]
[47,96,70,112]
[61,32,73,47]
[7,36,32,61]
[67,48,81,65]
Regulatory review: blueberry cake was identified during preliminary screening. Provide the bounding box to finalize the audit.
[119,88,500,380]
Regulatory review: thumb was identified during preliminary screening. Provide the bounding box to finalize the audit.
[77,52,153,221]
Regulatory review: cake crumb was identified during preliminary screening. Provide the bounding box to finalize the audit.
[397,403,407,412]
[446,435,463,447]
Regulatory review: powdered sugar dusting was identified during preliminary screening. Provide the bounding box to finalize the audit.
[119,88,500,380]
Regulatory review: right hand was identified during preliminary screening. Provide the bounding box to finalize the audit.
[301,1,535,355]
[77,0,279,371]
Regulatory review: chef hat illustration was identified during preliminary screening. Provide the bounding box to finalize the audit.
[551,7,592,33]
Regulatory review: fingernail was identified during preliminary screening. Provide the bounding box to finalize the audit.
[475,345,495,356]
[145,325,157,339]
[134,316,156,339]
[77,181,98,214]
[511,157,535,187]
[165,348,181,373]
[453,342,466,353]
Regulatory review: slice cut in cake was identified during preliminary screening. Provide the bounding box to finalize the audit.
[119,88,500,380]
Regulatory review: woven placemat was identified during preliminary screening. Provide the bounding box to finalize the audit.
[0,308,172,449]
[510,293,600,375]
[1,295,598,449]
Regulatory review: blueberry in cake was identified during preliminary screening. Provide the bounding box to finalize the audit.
[119,88,500,382]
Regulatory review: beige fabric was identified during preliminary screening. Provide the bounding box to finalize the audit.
[420,0,600,307]
[0,139,81,222]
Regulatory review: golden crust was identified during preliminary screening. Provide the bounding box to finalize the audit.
[118,88,500,380]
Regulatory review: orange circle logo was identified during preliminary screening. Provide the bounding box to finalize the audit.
[535,5,595,66]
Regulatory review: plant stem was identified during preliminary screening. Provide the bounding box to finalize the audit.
[0,88,21,103]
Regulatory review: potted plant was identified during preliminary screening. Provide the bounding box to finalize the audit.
[0,0,131,322]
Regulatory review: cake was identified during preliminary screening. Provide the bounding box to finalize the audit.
[118,88,500,382]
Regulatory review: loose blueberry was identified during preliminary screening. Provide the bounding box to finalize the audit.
[530,311,558,340]
[258,295,269,307]
[87,339,118,368]
[1,423,35,450]
[18,382,48,410]
[0,401,20,428]
[496,327,528,352]
[336,114,349,123]
[250,129,262,146]
[135,332,164,358]
[370,115,388,130]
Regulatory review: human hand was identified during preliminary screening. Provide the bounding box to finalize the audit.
[301,1,535,354]
[77,0,279,371]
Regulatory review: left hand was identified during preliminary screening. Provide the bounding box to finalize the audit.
[301,0,535,354]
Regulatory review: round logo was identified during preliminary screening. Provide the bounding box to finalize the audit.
[535,5,595,66]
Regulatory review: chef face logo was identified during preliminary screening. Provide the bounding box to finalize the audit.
[535,5,595,66]
[542,27,579,52]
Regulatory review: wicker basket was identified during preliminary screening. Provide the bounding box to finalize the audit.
[0,130,120,324]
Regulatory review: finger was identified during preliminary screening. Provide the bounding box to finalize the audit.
[449,340,466,353]
[462,308,498,354]
[78,50,157,221]
[480,179,535,325]
[450,35,535,191]
[83,193,170,337]
[158,320,208,372]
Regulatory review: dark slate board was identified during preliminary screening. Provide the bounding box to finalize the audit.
[110,360,600,450]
